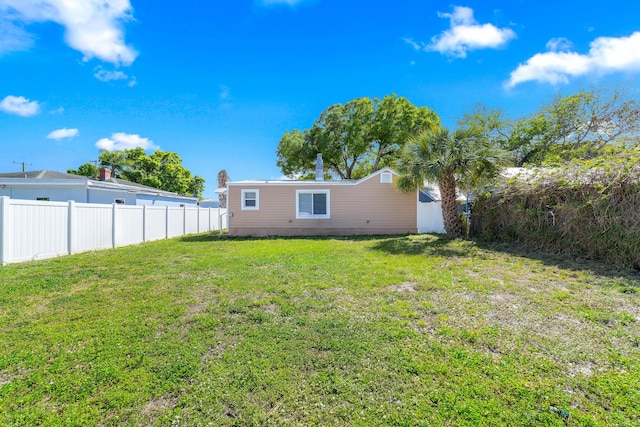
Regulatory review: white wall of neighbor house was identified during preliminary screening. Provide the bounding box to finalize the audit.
[0,196,227,265]
[0,185,87,202]
[136,194,197,206]
[87,187,136,205]
[0,184,197,207]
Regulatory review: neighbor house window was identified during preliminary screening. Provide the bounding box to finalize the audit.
[114,198,125,204]
[296,190,330,219]
[36,197,50,201]
[380,172,393,183]
[241,189,259,210]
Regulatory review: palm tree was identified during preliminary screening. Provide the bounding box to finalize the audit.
[396,126,507,237]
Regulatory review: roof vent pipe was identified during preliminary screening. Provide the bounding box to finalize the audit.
[315,153,324,181]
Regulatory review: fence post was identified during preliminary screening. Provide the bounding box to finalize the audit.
[183,205,187,236]
[197,205,200,233]
[112,203,117,248]
[142,205,147,242]
[68,200,75,255]
[165,205,170,239]
[0,196,10,265]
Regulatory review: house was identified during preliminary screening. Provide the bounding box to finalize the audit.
[226,165,444,236]
[0,168,198,206]
[199,199,220,208]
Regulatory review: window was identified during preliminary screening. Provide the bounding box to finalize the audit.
[114,198,126,204]
[380,172,393,184]
[296,190,330,219]
[36,197,50,201]
[241,189,259,210]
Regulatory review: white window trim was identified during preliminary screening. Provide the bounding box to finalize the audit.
[296,189,330,219]
[241,189,260,210]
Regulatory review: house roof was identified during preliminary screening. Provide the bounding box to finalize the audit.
[0,170,197,201]
[0,170,87,180]
[227,167,398,187]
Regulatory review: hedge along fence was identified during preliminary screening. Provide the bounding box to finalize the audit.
[470,163,640,270]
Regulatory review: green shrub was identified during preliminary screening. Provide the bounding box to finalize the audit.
[472,149,640,269]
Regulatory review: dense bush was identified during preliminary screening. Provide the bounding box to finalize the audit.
[471,148,640,269]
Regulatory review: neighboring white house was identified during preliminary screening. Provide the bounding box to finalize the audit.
[0,168,198,206]
[199,199,220,208]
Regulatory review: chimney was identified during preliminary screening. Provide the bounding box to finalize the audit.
[315,153,324,181]
[99,167,112,181]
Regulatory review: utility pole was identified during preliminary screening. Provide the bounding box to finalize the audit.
[89,160,99,168]
[13,161,32,172]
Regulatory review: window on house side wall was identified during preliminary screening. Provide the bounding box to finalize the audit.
[296,190,330,219]
[241,189,259,210]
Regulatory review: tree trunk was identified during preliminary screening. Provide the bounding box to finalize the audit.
[439,175,464,237]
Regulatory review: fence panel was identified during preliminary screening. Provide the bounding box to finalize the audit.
[0,197,225,265]
[184,208,199,234]
[74,203,113,252]
[417,201,445,234]
[145,206,167,241]
[10,199,69,263]
[198,208,209,233]
[167,207,185,238]
[115,206,144,247]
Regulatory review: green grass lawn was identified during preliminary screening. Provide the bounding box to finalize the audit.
[0,234,638,426]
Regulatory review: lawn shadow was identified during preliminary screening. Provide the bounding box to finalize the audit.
[475,239,640,286]
[369,234,469,257]
[178,233,223,243]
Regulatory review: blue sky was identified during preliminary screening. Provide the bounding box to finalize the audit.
[1,0,640,197]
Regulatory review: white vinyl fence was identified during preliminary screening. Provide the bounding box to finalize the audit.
[0,197,227,265]
[417,201,445,234]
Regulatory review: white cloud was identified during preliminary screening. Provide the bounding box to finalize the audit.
[403,37,424,52]
[0,0,138,66]
[506,31,640,88]
[546,37,573,52]
[96,132,159,151]
[46,128,79,140]
[0,17,34,54]
[0,95,40,116]
[94,66,137,86]
[419,6,516,58]
[94,68,128,82]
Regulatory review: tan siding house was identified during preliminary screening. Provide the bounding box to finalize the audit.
[227,168,418,236]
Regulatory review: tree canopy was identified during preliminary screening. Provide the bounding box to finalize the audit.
[68,148,205,198]
[459,87,640,166]
[276,95,440,179]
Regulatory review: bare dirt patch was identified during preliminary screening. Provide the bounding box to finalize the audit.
[140,395,178,425]
[389,282,417,293]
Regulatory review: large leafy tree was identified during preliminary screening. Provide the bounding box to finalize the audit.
[457,87,640,166]
[507,88,640,165]
[69,148,205,198]
[396,127,507,237]
[276,95,439,179]
[67,162,98,178]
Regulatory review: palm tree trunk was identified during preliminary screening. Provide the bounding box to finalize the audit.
[439,175,464,237]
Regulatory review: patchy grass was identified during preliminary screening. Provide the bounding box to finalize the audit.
[0,234,638,426]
